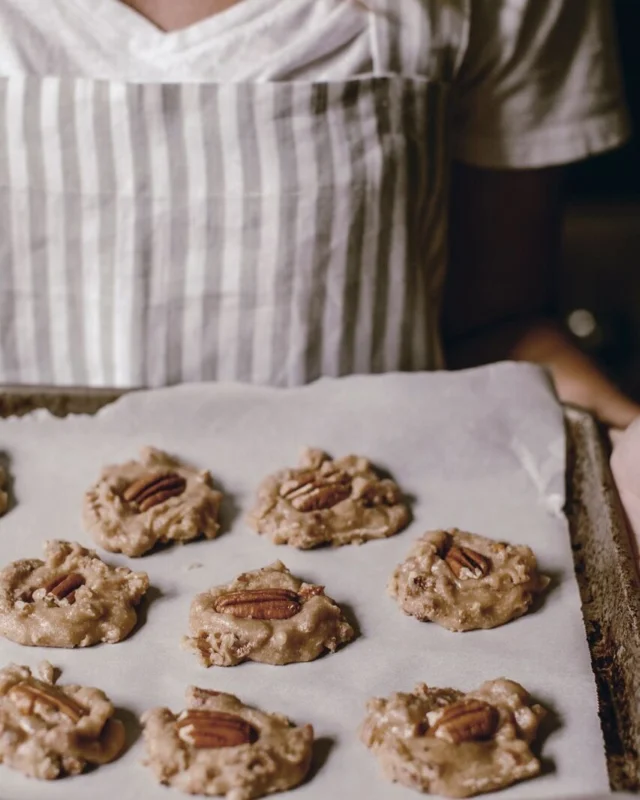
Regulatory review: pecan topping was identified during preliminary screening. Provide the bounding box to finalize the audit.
[176,710,258,749]
[43,573,85,604]
[123,472,187,513]
[445,545,491,580]
[214,588,302,620]
[8,680,86,723]
[280,468,352,512]
[429,699,499,744]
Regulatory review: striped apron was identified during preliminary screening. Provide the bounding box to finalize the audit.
[0,2,451,388]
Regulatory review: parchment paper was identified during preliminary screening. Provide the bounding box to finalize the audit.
[0,364,609,799]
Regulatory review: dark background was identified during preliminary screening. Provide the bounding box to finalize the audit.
[568,0,639,200]
[563,0,640,397]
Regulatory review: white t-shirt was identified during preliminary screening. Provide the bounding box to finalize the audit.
[0,0,630,169]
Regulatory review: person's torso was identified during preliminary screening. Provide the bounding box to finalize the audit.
[0,0,468,387]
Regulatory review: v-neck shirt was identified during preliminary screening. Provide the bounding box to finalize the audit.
[0,0,629,169]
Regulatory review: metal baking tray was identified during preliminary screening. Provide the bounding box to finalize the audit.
[1,389,639,792]
[564,407,640,791]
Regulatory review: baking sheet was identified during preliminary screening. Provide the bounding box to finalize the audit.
[565,409,640,791]
[0,363,608,799]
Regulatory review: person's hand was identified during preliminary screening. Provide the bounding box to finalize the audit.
[610,417,640,559]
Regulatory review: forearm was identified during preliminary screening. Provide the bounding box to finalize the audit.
[446,318,640,430]
[444,163,640,430]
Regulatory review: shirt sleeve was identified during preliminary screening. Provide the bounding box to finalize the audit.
[451,0,631,169]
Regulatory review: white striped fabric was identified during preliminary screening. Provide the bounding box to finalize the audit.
[0,4,451,388]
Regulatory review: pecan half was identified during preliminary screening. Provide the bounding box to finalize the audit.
[123,472,187,513]
[214,588,302,620]
[43,573,86,604]
[176,710,258,749]
[445,545,490,580]
[429,699,499,744]
[8,680,86,723]
[280,468,352,512]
